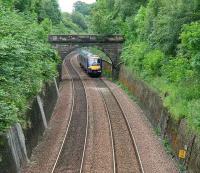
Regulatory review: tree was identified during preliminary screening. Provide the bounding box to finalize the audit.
[73,1,93,16]
[37,0,61,24]
[14,0,32,12]
[71,11,88,30]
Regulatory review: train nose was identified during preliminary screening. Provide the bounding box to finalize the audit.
[90,66,101,70]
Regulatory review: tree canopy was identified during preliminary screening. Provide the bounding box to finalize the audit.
[0,0,82,131]
[73,1,93,16]
[89,0,200,133]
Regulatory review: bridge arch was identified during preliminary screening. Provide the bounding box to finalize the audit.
[48,35,124,79]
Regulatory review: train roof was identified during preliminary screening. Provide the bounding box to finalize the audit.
[79,50,100,59]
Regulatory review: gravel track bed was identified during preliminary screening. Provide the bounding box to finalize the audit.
[104,79,179,173]
[21,62,73,173]
[72,57,114,173]
[96,79,141,173]
[53,57,88,173]
[22,51,178,173]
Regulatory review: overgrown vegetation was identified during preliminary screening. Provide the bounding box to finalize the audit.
[89,0,200,133]
[2,0,200,135]
[0,0,81,132]
[71,1,94,32]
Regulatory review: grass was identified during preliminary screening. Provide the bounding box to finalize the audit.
[113,80,139,102]
[102,69,112,79]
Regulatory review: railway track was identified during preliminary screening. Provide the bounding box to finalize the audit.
[96,79,144,173]
[73,53,144,172]
[51,55,88,173]
[51,53,144,173]
[72,56,115,173]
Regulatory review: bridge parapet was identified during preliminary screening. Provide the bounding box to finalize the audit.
[48,35,124,43]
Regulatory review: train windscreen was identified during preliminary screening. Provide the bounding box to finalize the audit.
[88,58,100,66]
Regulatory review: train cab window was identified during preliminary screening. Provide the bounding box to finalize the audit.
[89,58,99,66]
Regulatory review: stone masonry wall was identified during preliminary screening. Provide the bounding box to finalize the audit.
[102,60,112,75]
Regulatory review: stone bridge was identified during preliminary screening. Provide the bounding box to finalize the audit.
[48,35,125,79]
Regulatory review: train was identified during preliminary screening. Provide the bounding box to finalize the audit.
[78,50,102,76]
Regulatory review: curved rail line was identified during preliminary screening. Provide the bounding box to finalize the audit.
[70,56,89,173]
[96,78,145,173]
[51,54,88,173]
[72,55,116,173]
[96,84,116,173]
[51,60,75,173]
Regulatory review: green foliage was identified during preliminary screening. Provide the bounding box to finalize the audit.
[110,0,147,20]
[163,82,200,120]
[0,0,14,9]
[90,0,200,133]
[61,12,82,33]
[161,57,192,83]
[37,0,61,24]
[50,12,83,34]
[14,0,32,12]
[90,0,123,34]
[181,21,200,54]
[162,138,174,156]
[188,99,200,132]
[134,6,147,40]
[180,21,200,74]
[192,53,200,73]
[143,50,164,76]
[163,86,188,120]
[0,7,59,132]
[71,11,88,30]
[0,0,81,132]
[0,0,62,24]
[71,1,93,33]
[122,42,149,74]
[73,1,93,16]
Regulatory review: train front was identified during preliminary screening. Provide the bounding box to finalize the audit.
[87,56,102,76]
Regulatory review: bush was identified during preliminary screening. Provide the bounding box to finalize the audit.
[0,9,59,132]
[122,42,149,73]
[180,21,200,75]
[181,21,200,55]
[161,57,192,83]
[143,49,164,76]
[187,99,200,133]
[191,53,200,73]
[89,0,200,133]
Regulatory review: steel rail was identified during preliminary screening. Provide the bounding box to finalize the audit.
[51,59,75,173]
[97,78,145,173]
[96,83,116,173]
[51,54,88,173]
[70,56,89,173]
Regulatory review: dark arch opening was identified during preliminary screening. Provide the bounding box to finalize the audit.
[49,34,124,79]
[60,44,113,65]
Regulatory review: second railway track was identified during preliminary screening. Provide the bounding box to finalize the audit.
[52,55,88,173]
[96,79,144,173]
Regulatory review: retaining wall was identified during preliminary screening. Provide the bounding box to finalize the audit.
[118,65,200,173]
[102,60,112,73]
[102,61,200,172]
[102,60,112,78]
[0,79,59,173]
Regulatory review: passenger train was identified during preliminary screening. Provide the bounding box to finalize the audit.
[78,50,102,76]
